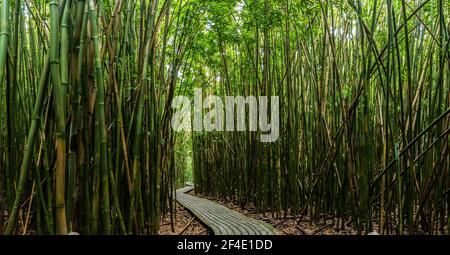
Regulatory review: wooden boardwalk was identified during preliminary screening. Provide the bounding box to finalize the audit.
[176,185,279,235]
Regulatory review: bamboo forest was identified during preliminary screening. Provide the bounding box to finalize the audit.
[0,0,449,236]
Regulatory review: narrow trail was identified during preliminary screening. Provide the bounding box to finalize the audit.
[176,185,279,235]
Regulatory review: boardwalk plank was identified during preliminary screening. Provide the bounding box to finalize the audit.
[176,185,278,235]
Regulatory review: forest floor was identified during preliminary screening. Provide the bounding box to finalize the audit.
[159,202,212,235]
[188,191,357,235]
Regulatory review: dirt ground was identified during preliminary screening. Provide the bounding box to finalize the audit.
[159,202,212,235]
[188,190,358,235]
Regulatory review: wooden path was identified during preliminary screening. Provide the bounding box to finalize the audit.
[176,185,279,235]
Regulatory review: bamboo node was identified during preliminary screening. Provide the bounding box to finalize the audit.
[55,203,65,208]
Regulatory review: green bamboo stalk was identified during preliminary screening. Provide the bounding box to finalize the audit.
[50,0,68,235]
[0,0,9,84]
[89,0,112,234]
[0,0,14,214]
[4,58,50,235]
